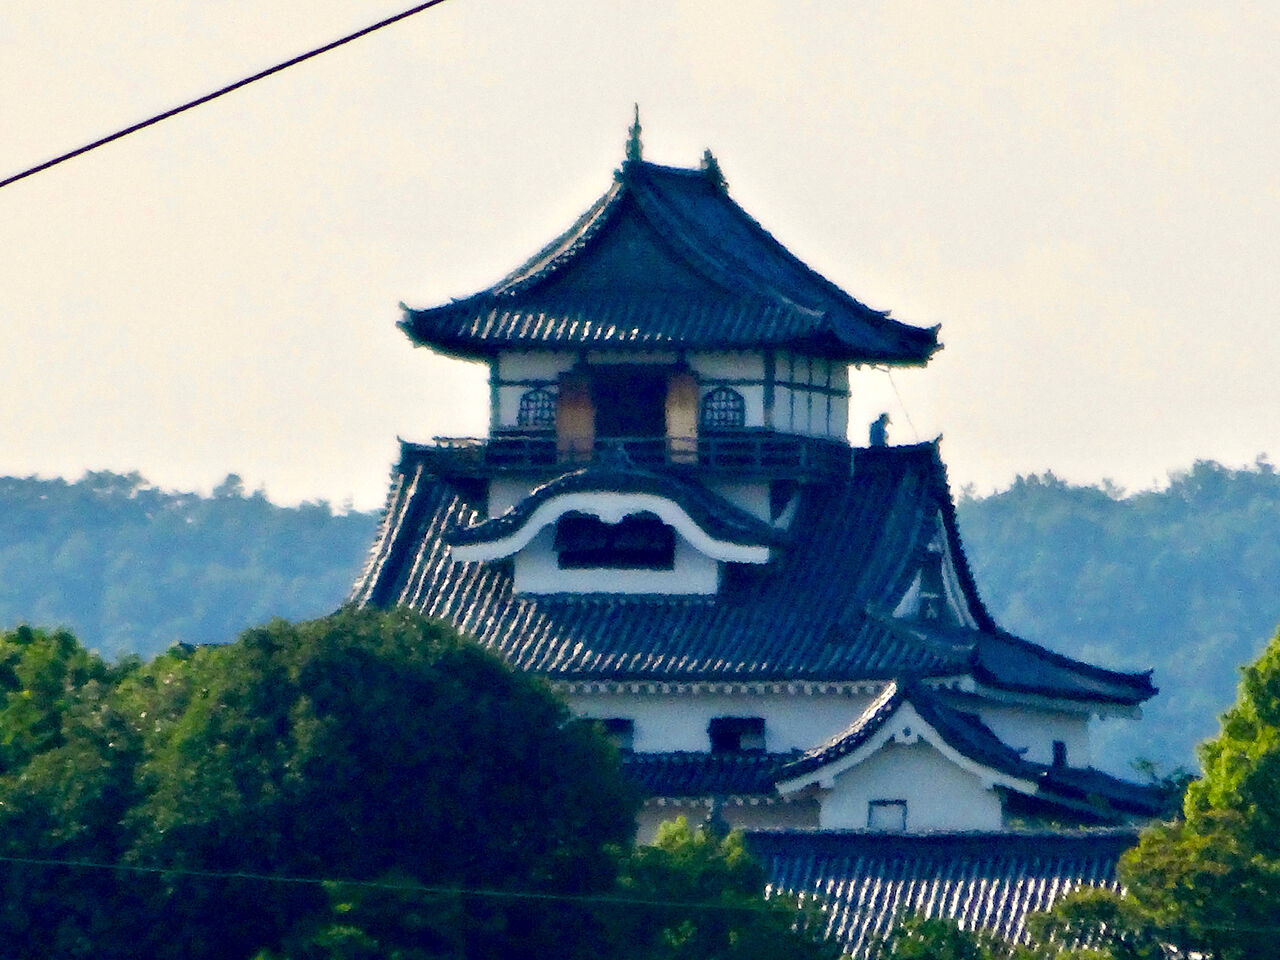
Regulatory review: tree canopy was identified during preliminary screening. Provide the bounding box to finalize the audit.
[1116,625,1280,960]
[0,610,638,959]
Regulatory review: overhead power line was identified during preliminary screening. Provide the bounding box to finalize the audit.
[0,0,452,191]
[0,852,798,916]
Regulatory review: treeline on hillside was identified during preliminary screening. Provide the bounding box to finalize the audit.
[0,471,377,661]
[957,457,1280,771]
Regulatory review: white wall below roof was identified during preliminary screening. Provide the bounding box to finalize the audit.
[497,351,576,382]
[513,526,720,595]
[569,689,878,753]
[973,701,1093,767]
[689,351,765,380]
[821,739,1004,831]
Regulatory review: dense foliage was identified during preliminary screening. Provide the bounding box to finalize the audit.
[0,611,835,960]
[0,471,376,661]
[0,611,638,959]
[958,458,1280,769]
[1115,624,1280,960]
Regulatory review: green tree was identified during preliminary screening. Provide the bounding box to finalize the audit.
[121,607,637,960]
[606,817,840,960]
[0,626,144,958]
[1118,625,1280,960]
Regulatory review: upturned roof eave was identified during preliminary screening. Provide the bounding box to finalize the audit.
[398,304,940,364]
[395,154,941,363]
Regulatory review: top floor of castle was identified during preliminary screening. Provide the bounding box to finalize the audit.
[398,134,940,482]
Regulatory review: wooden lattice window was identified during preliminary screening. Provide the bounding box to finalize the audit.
[699,386,746,429]
[517,388,556,429]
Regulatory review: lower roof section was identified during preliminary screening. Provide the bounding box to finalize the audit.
[351,441,1154,705]
[750,828,1136,959]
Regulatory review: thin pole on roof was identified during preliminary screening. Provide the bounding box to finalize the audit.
[884,368,921,442]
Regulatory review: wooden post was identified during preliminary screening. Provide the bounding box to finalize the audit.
[665,371,698,464]
[556,373,594,463]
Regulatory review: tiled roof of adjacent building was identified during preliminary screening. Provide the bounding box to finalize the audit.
[399,157,940,364]
[751,829,1137,958]
[622,750,796,798]
[351,441,1154,706]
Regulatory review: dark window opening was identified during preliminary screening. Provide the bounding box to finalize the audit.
[591,366,668,438]
[708,716,765,753]
[589,718,634,751]
[554,512,676,570]
[1052,740,1068,768]
[868,799,908,832]
[700,386,746,430]
[516,388,557,429]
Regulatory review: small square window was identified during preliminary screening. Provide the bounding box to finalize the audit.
[868,799,907,832]
[1052,740,1067,767]
[708,717,765,753]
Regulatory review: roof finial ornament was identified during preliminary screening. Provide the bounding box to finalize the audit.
[701,149,727,191]
[626,104,643,162]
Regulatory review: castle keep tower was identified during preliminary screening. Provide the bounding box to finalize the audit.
[352,133,1159,954]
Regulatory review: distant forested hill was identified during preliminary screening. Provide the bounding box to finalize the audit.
[3,461,1278,769]
[0,472,377,661]
[957,458,1280,771]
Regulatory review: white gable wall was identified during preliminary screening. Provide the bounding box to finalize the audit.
[972,701,1092,767]
[820,739,1004,831]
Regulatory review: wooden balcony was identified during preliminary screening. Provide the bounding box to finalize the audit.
[405,430,852,480]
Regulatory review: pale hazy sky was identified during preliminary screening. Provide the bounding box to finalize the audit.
[4,1,1278,509]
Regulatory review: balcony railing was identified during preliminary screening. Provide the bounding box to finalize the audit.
[407,431,852,479]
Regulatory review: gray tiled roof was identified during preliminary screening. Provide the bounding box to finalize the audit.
[400,159,940,364]
[752,829,1136,958]
[623,750,798,798]
[351,441,1154,705]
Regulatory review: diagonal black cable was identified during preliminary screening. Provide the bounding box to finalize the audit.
[1,0,452,190]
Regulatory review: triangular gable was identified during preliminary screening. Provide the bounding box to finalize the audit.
[775,682,1037,797]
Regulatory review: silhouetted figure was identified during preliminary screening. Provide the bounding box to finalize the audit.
[870,412,890,447]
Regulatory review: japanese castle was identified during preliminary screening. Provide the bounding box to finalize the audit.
[351,123,1160,954]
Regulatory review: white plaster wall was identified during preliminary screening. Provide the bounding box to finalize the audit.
[831,363,850,437]
[585,350,679,366]
[820,740,1004,831]
[701,481,771,521]
[690,351,765,380]
[636,800,820,843]
[497,351,577,381]
[569,689,877,753]
[513,527,721,595]
[770,352,850,441]
[973,702,1093,767]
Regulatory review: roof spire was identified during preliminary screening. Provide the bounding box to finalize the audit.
[701,148,727,191]
[626,104,643,162]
